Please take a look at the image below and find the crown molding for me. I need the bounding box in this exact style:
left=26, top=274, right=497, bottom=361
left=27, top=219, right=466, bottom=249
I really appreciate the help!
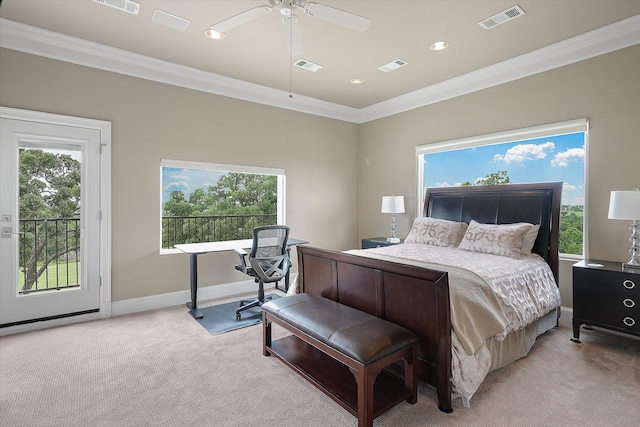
left=358, top=14, right=640, bottom=123
left=0, top=18, right=360, bottom=123
left=1, top=15, right=639, bottom=124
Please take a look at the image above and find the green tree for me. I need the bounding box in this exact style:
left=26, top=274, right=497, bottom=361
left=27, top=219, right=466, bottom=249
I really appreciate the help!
left=162, top=173, right=277, bottom=245
left=461, top=171, right=511, bottom=186
left=206, top=173, right=277, bottom=215
left=163, top=190, right=192, bottom=216
left=559, top=211, right=584, bottom=255
left=19, top=149, right=81, bottom=291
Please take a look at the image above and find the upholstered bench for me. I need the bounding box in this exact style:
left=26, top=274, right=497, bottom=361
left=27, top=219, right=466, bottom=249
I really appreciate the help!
left=262, top=293, right=418, bottom=427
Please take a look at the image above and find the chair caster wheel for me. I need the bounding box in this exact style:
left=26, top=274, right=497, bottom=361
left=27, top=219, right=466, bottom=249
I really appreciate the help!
left=236, top=313, right=241, bottom=320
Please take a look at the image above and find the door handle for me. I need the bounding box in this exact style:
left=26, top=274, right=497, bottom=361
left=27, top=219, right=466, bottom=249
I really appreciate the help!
left=1, top=227, right=24, bottom=238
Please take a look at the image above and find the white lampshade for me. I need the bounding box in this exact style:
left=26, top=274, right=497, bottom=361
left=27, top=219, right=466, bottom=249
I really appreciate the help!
left=608, top=190, right=640, bottom=220
left=381, top=196, right=405, bottom=214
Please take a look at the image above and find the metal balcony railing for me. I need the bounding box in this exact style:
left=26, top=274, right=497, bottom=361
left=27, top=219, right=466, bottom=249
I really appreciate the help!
left=14, top=214, right=277, bottom=293
left=162, top=214, right=277, bottom=248
left=17, top=218, right=81, bottom=294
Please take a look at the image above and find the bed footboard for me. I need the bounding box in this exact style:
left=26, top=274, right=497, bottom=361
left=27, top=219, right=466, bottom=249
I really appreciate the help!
left=297, top=245, right=453, bottom=413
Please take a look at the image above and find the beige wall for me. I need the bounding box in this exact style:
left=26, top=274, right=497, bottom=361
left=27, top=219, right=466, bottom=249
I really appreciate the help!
left=1, top=44, right=639, bottom=308
left=0, top=48, right=359, bottom=302
left=358, top=45, right=640, bottom=307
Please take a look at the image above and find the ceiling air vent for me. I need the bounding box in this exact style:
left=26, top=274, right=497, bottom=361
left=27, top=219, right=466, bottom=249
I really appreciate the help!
left=378, top=59, right=408, bottom=73
left=478, top=5, right=525, bottom=30
left=92, top=0, right=140, bottom=15
left=294, top=59, right=323, bottom=72
left=152, top=10, right=190, bottom=31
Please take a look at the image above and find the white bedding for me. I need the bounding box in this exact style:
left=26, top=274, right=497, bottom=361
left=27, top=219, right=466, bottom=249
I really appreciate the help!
left=347, top=243, right=562, bottom=404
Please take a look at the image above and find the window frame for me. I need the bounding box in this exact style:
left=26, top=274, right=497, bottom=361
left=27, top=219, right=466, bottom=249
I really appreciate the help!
left=415, top=118, right=588, bottom=259
left=160, top=159, right=286, bottom=254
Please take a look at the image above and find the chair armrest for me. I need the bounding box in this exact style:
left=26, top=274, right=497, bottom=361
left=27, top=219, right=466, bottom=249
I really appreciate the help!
left=234, top=248, right=249, bottom=268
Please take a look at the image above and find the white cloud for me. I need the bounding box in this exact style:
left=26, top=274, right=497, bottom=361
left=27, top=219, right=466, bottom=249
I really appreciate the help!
left=474, top=177, right=488, bottom=185
left=170, top=174, right=190, bottom=181
left=166, top=181, right=189, bottom=191
left=551, top=147, right=584, bottom=167
left=493, top=142, right=555, bottom=164
left=563, top=183, right=577, bottom=191
left=436, top=182, right=466, bottom=187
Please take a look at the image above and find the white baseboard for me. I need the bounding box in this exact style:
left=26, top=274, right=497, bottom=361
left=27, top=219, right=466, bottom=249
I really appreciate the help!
left=110, top=279, right=272, bottom=317
left=0, top=279, right=271, bottom=336
left=0, top=312, right=102, bottom=336
left=560, top=306, right=572, bottom=325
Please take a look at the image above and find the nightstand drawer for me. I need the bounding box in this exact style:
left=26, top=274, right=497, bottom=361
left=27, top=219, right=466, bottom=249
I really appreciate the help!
left=573, top=281, right=639, bottom=309
left=575, top=303, right=640, bottom=333
left=573, top=268, right=638, bottom=294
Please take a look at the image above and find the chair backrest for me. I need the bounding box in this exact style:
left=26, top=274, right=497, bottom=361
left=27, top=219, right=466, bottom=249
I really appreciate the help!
left=249, top=225, right=290, bottom=284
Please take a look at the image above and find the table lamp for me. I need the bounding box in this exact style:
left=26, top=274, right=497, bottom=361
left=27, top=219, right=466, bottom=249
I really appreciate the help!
left=608, top=189, right=640, bottom=269
left=381, top=196, right=405, bottom=243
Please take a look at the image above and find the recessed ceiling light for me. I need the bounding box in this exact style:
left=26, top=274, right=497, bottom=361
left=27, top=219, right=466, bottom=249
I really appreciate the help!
left=430, top=41, right=449, bottom=51
left=350, top=78, right=365, bottom=84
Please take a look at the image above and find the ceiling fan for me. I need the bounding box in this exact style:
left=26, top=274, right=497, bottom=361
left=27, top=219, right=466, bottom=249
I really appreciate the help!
left=205, top=0, right=371, bottom=57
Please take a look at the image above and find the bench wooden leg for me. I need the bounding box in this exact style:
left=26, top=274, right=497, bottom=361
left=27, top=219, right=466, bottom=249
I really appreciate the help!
left=405, top=345, right=418, bottom=404
left=263, top=312, right=272, bottom=357
left=352, top=366, right=375, bottom=427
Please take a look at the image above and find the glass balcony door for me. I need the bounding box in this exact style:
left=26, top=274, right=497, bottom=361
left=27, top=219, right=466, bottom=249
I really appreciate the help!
left=0, top=118, right=101, bottom=327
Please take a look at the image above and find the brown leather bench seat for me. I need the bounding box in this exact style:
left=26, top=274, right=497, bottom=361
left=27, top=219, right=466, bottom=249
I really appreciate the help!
left=262, top=293, right=419, bottom=427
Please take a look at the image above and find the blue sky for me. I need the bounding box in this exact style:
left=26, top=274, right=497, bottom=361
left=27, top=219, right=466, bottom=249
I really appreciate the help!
left=162, top=167, right=225, bottom=206
left=423, top=132, right=585, bottom=205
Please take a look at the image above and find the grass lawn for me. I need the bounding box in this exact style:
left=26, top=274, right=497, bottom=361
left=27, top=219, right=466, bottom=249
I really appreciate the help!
left=18, top=259, right=80, bottom=292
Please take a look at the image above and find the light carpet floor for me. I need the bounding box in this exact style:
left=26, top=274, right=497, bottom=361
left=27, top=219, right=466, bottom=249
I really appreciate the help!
left=1, top=302, right=639, bottom=427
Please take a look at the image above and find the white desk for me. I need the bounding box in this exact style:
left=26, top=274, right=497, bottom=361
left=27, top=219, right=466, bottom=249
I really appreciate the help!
left=175, top=238, right=308, bottom=319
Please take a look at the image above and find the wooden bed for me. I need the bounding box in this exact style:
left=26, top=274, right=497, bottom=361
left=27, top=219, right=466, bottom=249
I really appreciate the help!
left=295, top=182, right=562, bottom=413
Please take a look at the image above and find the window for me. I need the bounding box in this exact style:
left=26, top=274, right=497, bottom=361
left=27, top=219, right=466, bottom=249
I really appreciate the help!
left=160, top=159, right=285, bottom=252
left=416, top=119, right=587, bottom=256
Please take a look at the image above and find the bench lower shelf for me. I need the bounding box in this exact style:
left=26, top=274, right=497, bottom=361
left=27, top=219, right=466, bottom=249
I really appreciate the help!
left=267, top=334, right=413, bottom=418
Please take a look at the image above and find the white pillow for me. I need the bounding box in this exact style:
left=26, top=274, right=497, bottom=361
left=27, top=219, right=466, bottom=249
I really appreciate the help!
left=404, top=217, right=468, bottom=248
left=457, top=220, right=533, bottom=259
left=520, top=224, right=540, bottom=255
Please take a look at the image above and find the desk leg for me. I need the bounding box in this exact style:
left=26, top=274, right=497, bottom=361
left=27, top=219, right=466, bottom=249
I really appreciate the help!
left=186, top=253, right=204, bottom=319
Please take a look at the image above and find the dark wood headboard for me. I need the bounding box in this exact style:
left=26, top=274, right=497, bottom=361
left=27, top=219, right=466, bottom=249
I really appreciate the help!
left=423, top=182, right=562, bottom=283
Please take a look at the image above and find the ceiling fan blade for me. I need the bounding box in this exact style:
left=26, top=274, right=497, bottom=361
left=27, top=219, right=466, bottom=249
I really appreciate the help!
left=303, top=2, right=371, bottom=33
left=283, top=15, right=304, bottom=56
left=208, top=6, right=272, bottom=34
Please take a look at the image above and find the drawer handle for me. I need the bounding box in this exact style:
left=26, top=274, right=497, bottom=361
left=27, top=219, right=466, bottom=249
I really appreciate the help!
left=623, top=279, right=636, bottom=289
left=623, top=317, right=636, bottom=327
left=623, top=298, right=635, bottom=308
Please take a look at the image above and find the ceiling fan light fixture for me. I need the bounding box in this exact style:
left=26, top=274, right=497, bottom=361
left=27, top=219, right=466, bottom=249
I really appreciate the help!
left=430, top=41, right=449, bottom=51
left=205, top=28, right=225, bottom=40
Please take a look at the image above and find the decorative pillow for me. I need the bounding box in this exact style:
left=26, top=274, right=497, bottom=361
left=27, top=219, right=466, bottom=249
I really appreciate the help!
left=520, top=224, right=540, bottom=255
left=457, top=220, right=533, bottom=259
left=404, top=217, right=468, bottom=247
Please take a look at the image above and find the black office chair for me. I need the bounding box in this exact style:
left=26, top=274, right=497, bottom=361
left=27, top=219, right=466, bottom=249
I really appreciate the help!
left=234, top=225, right=290, bottom=320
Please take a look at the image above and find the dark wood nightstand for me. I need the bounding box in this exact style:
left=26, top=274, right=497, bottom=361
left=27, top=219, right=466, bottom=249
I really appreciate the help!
left=571, top=259, right=640, bottom=343
left=361, top=237, right=404, bottom=249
